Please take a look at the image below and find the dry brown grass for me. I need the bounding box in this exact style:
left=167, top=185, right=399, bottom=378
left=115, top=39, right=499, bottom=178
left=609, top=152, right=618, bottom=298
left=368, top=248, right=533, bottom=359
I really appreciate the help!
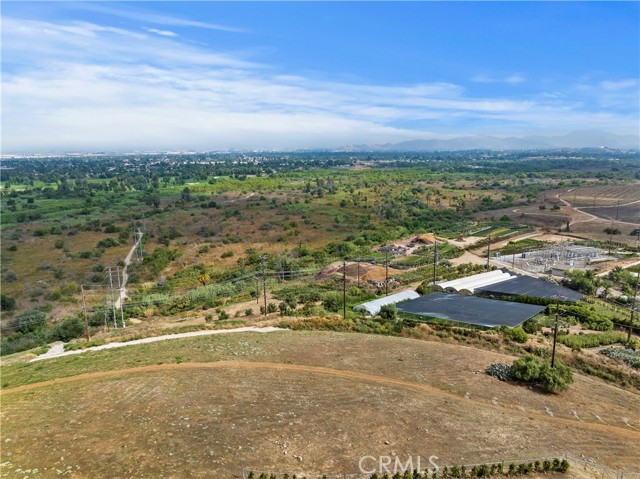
left=1, top=331, right=638, bottom=478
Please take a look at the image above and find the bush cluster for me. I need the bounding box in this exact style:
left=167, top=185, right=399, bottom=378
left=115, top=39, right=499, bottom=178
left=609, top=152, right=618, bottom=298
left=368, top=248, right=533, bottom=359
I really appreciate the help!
left=599, top=347, right=640, bottom=370
left=487, top=355, right=573, bottom=393
left=247, top=458, right=570, bottom=479
left=485, top=363, right=513, bottom=381
left=511, top=355, right=573, bottom=393
left=557, top=331, right=627, bottom=351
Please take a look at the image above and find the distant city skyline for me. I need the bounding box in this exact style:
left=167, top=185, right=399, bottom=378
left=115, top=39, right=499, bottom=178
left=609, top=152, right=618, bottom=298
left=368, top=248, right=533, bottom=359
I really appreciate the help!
left=2, top=1, right=639, bottom=153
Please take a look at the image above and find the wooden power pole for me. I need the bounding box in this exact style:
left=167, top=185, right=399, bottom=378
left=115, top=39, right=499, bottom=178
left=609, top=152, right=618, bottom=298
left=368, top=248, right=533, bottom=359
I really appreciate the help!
left=80, top=284, right=90, bottom=341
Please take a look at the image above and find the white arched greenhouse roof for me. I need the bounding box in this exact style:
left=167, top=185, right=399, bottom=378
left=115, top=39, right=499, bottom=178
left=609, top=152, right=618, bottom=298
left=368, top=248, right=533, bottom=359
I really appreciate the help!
left=353, top=290, right=420, bottom=316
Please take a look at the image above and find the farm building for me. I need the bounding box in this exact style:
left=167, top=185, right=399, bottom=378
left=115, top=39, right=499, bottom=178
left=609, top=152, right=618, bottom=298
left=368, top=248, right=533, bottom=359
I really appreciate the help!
left=396, top=292, right=545, bottom=328
left=475, top=275, right=584, bottom=302
left=434, top=270, right=583, bottom=302
left=433, top=270, right=516, bottom=295
left=353, top=290, right=420, bottom=316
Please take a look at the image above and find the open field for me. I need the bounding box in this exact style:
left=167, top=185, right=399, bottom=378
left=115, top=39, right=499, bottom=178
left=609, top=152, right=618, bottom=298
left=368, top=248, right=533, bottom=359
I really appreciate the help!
left=559, top=185, right=640, bottom=209
left=558, top=185, right=640, bottom=225
left=2, top=331, right=639, bottom=477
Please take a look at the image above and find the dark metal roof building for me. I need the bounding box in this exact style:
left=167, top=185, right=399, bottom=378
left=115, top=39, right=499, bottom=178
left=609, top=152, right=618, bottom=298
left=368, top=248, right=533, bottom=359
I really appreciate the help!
left=475, top=275, right=583, bottom=302
left=396, top=292, right=545, bottom=328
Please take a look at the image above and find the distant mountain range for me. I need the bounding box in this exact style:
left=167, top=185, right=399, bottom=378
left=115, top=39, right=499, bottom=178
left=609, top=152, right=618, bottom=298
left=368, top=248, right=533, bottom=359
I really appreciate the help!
left=336, top=130, right=639, bottom=151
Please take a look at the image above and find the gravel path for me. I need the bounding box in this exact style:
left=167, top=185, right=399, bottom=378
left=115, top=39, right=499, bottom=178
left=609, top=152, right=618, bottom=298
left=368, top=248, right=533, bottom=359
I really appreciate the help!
left=30, top=326, right=287, bottom=362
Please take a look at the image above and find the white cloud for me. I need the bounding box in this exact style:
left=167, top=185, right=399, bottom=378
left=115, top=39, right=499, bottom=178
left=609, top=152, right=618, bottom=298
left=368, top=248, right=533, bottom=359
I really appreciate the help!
left=1, top=15, right=637, bottom=152
left=145, top=28, right=178, bottom=38
left=601, top=79, right=638, bottom=91
left=77, top=3, right=248, bottom=33
left=471, top=74, right=526, bottom=84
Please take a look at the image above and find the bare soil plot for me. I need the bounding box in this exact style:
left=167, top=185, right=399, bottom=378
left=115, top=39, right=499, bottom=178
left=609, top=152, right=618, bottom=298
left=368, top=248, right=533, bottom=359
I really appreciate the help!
left=559, top=185, right=640, bottom=209
left=1, top=331, right=639, bottom=478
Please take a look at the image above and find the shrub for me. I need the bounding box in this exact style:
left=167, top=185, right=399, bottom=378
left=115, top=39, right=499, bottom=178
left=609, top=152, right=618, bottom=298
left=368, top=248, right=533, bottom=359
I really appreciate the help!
left=511, top=354, right=541, bottom=382
left=96, top=237, right=120, bottom=249
left=0, top=335, right=42, bottom=356
left=221, top=250, right=234, bottom=258
left=558, top=331, right=626, bottom=350
left=485, top=363, right=513, bottom=381
left=511, top=354, right=573, bottom=392
left=15, top=310, right=47, bottom=333
left=522, top=318, right=541, bottom=334
left=599, top=347, right=640, bottom=369
left=0, top=294, right=16, bottom=311
left=504, top=327, right=529, bottom=343
left=48, top=317, right=85, bottom=342
left=378, top=304, right=398, bottom=321
left=218, top=310, right=229, bottom=320
left=322, top=292, right=342, bottom=312
left=245, top=308, right=254, bottom=317
left=3, top=271, right=18, bottom=283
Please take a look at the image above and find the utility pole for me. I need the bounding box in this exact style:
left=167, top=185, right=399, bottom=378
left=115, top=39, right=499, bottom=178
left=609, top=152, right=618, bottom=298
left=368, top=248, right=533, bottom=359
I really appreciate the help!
left=255, top=276, right=259, bottom=304
left=486, top=235, right=491, bottom=270
left=616, top=200, right=620, bottom=220
left=107, top=267, right=118, bottom=329
left=103, top=295, right=109, bottom=331
left=551, top=295, right=564, bottom=368
left=357, top=260, right=360, bottom=289
left=433, top=238, right=439, bottom=285
left=608, top=220, right=614, bottom=255
left=116, top=266, right=126, bottom=328
left=261, top=256, right=267, bottom=316
left=343, top=259, right=347, bottom=320
left=385, top=250, right=389, bottom=295
left=628, top=275, right=639, bottom=343
left=80, top=284, right=90, bottom=341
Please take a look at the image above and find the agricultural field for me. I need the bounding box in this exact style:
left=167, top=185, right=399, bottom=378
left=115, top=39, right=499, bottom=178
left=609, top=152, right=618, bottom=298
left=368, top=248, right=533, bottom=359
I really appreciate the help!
left=2, top=331, right=639, bottom=478
left=559, top=185, right=640, bottom=209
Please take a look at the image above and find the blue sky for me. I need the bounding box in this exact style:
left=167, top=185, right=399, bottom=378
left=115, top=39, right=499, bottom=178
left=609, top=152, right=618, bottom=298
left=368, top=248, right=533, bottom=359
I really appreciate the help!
left=2, top=1, right=639, bottom=152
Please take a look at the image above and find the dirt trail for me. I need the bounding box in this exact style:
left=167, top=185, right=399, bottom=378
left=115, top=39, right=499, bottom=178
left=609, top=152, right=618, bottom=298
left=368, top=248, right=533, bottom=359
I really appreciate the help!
left=114, top=233, right=142, bottom=309
left=3, top=360, right=639, bottom=440
left=30, top=326, right=285, bottom=362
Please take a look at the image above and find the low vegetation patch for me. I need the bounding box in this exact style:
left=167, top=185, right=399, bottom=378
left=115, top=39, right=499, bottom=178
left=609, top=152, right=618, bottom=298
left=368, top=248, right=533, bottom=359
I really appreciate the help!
left=487, top=355, right=573, bottom=393
left=247, top=457, right=570, bottom=478
left=64, top=339, right=106, bottom=351
left=557, top=331, right=627, bottom=350
left=599, top=346, right=640, bottom=370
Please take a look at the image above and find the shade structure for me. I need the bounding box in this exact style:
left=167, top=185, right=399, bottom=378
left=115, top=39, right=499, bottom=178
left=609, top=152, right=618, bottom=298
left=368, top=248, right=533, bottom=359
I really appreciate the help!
left=353, top=290, right=420, bottom=316
left=475, top=275, right=584, bottom=302
left=396, top=292, right=545, bottom=328
left=434, top=270, right=516, bottom=294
